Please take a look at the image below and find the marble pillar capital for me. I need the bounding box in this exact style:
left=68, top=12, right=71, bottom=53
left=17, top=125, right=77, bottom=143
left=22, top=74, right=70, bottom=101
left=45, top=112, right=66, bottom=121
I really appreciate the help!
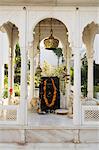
left=87, top=52, right=94, bottom=60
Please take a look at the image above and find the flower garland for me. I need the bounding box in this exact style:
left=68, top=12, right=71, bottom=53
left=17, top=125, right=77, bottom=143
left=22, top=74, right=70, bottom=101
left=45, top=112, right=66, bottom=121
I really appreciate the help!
left=43, top=78, right=57, bottom=107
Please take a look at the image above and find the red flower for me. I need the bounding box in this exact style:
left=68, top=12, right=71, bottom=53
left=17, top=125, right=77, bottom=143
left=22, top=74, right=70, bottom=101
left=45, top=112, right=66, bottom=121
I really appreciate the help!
left=9, top=88, right=13, bottom=95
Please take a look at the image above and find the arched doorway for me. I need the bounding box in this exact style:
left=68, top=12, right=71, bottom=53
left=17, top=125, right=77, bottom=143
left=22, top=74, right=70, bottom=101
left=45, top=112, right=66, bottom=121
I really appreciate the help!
left=82, top=22, right=99, bottom=100
left=0, top=21, right=20, bottom=123
left=28, top=18, right=73, bottom=126
left=81, top=22, right=99, bottom=125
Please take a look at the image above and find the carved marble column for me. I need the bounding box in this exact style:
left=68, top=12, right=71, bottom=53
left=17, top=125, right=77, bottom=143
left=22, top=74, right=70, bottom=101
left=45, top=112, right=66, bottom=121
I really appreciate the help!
left=87, top=56, right=93, bottom=99
left=18, top=7, right=28, bottom=125
left=73, top=47, right=81, bottom=125
left=73, top=8, right=82, bottom=125
left=19, top=46, right=28, bottom=125
left=29, top=48, right=35, bottom=104
left=66, top=47, right=71, bottom=109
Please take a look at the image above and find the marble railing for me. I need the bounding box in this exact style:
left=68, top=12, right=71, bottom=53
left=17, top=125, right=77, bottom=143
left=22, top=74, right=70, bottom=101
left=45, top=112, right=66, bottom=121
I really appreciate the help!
left=0, top=105, right=19, bottom=124
left=82, top=104, right=99, bottom=125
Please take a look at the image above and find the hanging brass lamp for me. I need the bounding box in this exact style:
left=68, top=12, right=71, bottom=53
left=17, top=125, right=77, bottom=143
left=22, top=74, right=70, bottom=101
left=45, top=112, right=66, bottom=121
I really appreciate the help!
left=44, top=18, right=59, bottom=50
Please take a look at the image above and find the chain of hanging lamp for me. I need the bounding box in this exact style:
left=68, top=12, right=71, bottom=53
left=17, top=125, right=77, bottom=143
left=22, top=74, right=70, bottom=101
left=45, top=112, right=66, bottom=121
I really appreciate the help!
left=38, top=22, right=41, bottom=65
left=50, top=18, right=53, bottom=36
left=65, top=30, right=70, bottom=83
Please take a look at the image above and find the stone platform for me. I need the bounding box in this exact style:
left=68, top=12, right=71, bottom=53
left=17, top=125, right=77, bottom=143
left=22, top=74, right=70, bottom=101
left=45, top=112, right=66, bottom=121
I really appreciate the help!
left=0, top=143, right=99, bottom=150
left=0, top=112, right=99, bottom=144
left=0, top=126, right=99, bottom=144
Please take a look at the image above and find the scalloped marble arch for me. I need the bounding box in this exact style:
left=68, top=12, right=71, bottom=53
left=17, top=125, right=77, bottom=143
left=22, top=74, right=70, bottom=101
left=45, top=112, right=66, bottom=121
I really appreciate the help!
left=32, top=17, right=71, bottom=55
left=82, top=21, right=99, bottom=58
left=35, top=18, right=68, bottom=40
left=0, top=21, right=19, bottom=48
left=29, top=15, right=73, bottom=49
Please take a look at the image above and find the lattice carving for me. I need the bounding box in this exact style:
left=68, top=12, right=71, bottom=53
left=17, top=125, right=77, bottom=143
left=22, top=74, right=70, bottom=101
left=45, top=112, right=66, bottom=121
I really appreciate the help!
left=0, top=109, right=17, bottom=121
left=6, top=110, right=17, bottom=121
left=82, top=105, right=99, bottom=125
left=85, top=110, right=99, bottom=121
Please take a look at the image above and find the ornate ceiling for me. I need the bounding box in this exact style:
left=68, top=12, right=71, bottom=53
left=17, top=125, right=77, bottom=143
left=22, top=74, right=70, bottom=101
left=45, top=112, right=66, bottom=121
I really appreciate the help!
left=0, top=0, right=98, bottom=6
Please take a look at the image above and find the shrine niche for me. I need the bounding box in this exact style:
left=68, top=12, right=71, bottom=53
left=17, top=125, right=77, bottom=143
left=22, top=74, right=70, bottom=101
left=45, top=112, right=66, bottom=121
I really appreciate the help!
left=39, top=77, right=60, bottom=112
left=32, top=18, right=71, bottom=113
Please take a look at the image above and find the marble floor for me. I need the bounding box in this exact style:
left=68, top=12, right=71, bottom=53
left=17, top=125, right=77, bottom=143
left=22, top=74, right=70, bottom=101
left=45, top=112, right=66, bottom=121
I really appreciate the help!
left=28, top=111, right=73, bottom=128
left=0, top=143, right=98, bottom=150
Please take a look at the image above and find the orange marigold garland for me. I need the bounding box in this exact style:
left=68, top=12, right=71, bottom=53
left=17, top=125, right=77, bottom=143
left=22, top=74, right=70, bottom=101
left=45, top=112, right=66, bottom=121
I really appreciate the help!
left=43, top=78, right=57, bottom=107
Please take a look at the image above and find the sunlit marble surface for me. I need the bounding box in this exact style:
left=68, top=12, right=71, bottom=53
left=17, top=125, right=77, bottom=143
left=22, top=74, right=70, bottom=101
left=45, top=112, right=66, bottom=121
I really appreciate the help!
left=0, top=143, right=98, bottom=150
left=28, top=112, right=73, bottom=128
left=26, top=129, right=74, bottom=143
left=0, top=112, right=98, bottom=143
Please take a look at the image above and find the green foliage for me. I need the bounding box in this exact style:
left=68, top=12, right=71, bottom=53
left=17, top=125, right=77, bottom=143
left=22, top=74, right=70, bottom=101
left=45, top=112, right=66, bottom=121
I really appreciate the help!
left=81, top=54, right=99, bottom=97
left=3, top=43, right=21, bottom=98
left=94, top=86, right=99, bottom=97
left=42, top=60, right=52, bottom=76
left=81, top=54, right=88, bottom=97
left=34, top=61, right=66, bottom=88
left=3, top=75, right=8, bottom=98
left=3, top=67, right=8, bottom=98
left=14, top=44, right=21, bottom=95
left=81, top=81, right=87, bottom=97
left=34, top=64, right=43, bottom=87
left=14, top=83, right=20, bottom=96
left=14, top=43, right=21, bottom=84
left=70, top=67, right=74, bottom=85
left=52, top=48, right=63, bottom=57
left=94, top=86, right=99, bottom=92
left=3, top=76, right=20, bottom=98
left=4, top=75, right=8, bottom=85
left=52, top=48, right=63, bottom=66
left=42, top=61, right=65, bottom=77
left=4, top=64, right=8, bottom=76
left=34, top=75, right=42, bottom=88
left=52, top=65, right=65, bottom=77
left=3, top=88, right=8, bottom=99
left=94, top=61, right=99, bottom=85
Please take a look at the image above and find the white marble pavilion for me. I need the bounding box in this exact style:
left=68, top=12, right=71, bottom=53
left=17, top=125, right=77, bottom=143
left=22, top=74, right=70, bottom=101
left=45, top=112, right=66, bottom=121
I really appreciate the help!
left=0, top=0, right=99, bottom=144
